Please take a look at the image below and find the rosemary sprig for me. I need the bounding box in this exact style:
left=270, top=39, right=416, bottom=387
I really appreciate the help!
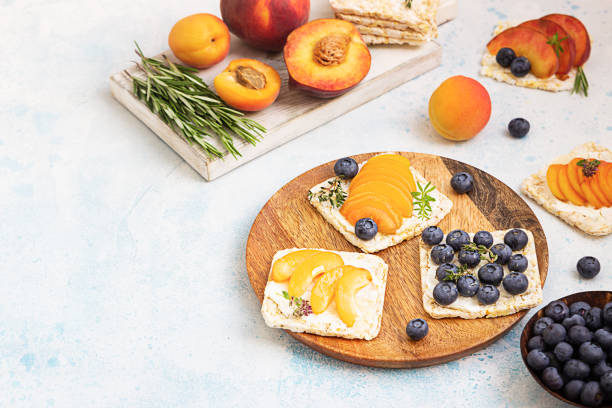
left=411, top=181, right=436, bottom=220
left=282, top=291, right=312, bottom=318
left=577, top=158, right=600, bottom=177
left=308, top=178, right=347, bottom=208
left=443, top=264, right=469, bottom=282
left=127, top=42, right=266, bottom=159
left=462, top=242, right=498, bottom=263
left=546, top=33, right=568, bottom=59
left=572, top=66, right=589, bottom=97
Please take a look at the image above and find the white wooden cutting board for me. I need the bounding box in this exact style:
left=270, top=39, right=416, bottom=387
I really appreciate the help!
left=109, top=0, right=457, bottom=181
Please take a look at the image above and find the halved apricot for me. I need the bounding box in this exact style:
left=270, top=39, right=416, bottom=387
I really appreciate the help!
left=214, top=58, right=281, bottom=111
left=558, top=165, right=586, bottom=206
left=310, top=266, right=344, bottom=314
left=335, top=266, right=371, bottom=327
left=546, top=164, right=566, bottom=201
left=340, top=193, right=401, bottom=234
left=271, top=249, right=319, bottom=282
left=567, top=158, right=586, bottom=200
left=350, top=181, right=413, bottom=217
left=581, top=180, right=603, bottom=209
left=287, top=251, right=344, bottom=298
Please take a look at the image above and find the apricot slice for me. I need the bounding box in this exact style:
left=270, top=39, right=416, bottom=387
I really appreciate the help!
left=581, top=180, right=602, bottom=209
left=558, top=165, right=587, bottom=206
left=287, top=251, right=344, bottom=298
left=349, top=173, right=413, bottom=202
left=284, top=19, right=371, bottom=98
left=351, top=166, right=416, bottom=193
left=598, top=163, right=612, bottom=204
left=542, top=14, right=591, bottom=66
left=214, top=58, right=281, bottom=111
left=487, top=27, right=559, bottom=78
left=271, top=249, right=319, bottom=282
left=310, top=266, right=344, bottom=314
left=546, top=164, right=566, bottom=201
left=350, top=181, right=413, bottom=217
left=518, top=19, right=576, bottom=79
left=590, top=178, right=610, bottom=207
left=359, top=161, right=416, bottom=192
left=340, top=193, right=402, bottom=234
left=365, top=154, right=411, bottom=169
left=567, top=158, right=587, bottom=200
left=335, top=266, right=371, bottom=327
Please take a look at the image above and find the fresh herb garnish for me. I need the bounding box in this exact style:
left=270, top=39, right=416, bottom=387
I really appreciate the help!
left=572, top=66, right=589, bottom=97
left=282, top=291, right=312, bottom=318
left=308, top=178, right=347, bottom=208
left=462, top=242, right=498, bottom=263
left=577, top=158, right=600, bottom=177
left=411, top=182, right=436, bottom=220
left=405, top=0, right=412, bottom=7
left=127, top=42, right=266, bottom=159
left=443, top=264, right=469, bottom=282
left=546, top=33, right=568, bottom=58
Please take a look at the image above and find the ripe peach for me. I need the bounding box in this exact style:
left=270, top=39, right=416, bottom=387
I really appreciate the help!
left=168, top=14, right=230, bottom=69
left=220, top=0, right=309, bottom=51
left=428, top=76, right=491, bottom=141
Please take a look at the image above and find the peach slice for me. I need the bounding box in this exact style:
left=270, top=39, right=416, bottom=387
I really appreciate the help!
left=335, top=266, right=371, bottom=327
left=349, top=172, right=413, bottom=200
left=359, top=161, right=416, bottom=192
left=546, top=164, right=567, bottom=201
left=487, top=27, right=559, bottom=78
left=365, top=154, right=411, bottom=170
left=340, top=193, right=402, bottom=234
left=590, top=178, right=610, bottom=207
left=519, top=19, right=576, bottom=79
left=567, top=158, right=587, bottom=200
left=271, top=250, right=319, bottom=282
left=542, top=14, right=591, bottom=66
left=350, top=181, right=413, bottom=217
left=310, top=266, right=344, bottom=314
left=351, top=166, right=416, bottom=193
left=598, top=163, right=612, bottom=204
left=558, top=165, right=587, bottom=206
left=287, top=251, right=344, bottom=298
left=581, top=180, right=603, bottom=209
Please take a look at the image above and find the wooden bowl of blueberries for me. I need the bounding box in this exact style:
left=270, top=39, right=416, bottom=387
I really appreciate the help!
left=521, top=291, right=612, bottom=407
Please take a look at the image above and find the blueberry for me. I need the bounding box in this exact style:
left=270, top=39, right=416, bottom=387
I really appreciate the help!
left=507, top=118, right=530, bottom=139
left=528, top=335, right=545, bottom=351
left=545, top=301, right=569, bottom=322
left=433, top=282, right=458, bottom=305
left=496, top=47, right=516, bottom=68
left=543, top=323, right=567, bottom=347
left=421, top=226, right=444, bottom=246
left=457, top=274, right=479, bottom=297
left=510, top=56, right=531, bottom=77
left=445, top=229, right=470, bottom=251
left=533, top=317, right=554, bottom=336
left=430, top=244, right=454, bottom=265
left=545, top=351, right=562, bottom=370
left=508, top=254, right=528, bottom=273
left=565, top=379, right=586, bottom=402
left=603, top=302, right=612, bottom=325
left=541, top=366, right=564, bottom=391
left=502, top=272, right=528, bottom=295
left=473, top=231, right=493, bottom=248
left=579, top=342, right=605, bottom=365
left=436, top=263, right=458, bottom=282
left=570, top=301, right=592, bottom=318
left=592, top=360, right=612, bottom=378
left=586, top=307, right=603, bottom=331
left=450, top=172, right=474, bottom=194
left=504, top=229, right=528, bottom=251
left=554, top=342, right=574, bottom=362
left=478, top=263, right=504, bottom=286
left=601, top=371, right=612, bottom=393
left=564, top=359, right=591, bottom=380
left=568, top=325, right=593, bottom=345
left=477, top=285, right=500, bottom=305
left=594, top=328, right=612, bottom=351
left=577, top=256, right=601, bottom=279
left=355, top=218, right=377, bottom=240
left=458, top=249, right=481, bottom=268
left=333, top=157, right=358, bottom=179
left=490, top=243, right=512, bottom=265
left=527, top=349, right=550, bottom=371
left=563, top=314, right=586, bottom=330
left=581, top=381, right=604, bottom=407
left=406, top=318, right=429, bottom=341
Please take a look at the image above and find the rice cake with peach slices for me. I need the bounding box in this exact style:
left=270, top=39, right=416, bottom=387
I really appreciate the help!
left=308, top=153, right=453, bottom=253
left=521, top=142, right=612, bottom=236
left=261, top=248, right=388, bottom=340
left=420, top=229, right=542, bottom=319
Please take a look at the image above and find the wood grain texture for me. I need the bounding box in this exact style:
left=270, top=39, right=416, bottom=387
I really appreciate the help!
left=109, top=0, right=456, bottom=181
left=246, top=152, right=549, bottom=368
left=520, top=291, right=612, bottom=408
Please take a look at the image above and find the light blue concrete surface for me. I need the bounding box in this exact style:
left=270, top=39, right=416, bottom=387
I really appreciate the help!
left=1, top=0, right=611, bottom=406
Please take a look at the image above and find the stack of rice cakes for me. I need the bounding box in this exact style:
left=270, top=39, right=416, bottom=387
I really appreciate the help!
left=330, top=0, right=440, bottom=45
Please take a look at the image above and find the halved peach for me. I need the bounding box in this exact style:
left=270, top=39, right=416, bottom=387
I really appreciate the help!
left=518, top=19, right=576, bottom=79
left=283, top=18, right=371, bottom=98
left=335, top=266, right=371, bottom=327
left=546, top=164, right=566, bottom=201
left=487, top=26, right=559, bottom=78
left=349, top=181, right=413, bottom=217
left=340, top=193, right=401, bottom=234
left=349, top=172, right=413, bottom=200
left=214, top=58, right=281, bottom=111
left=567, top=158, right=587, bottom=200
left=581, top=180, right=603, bottom=209
left=287, top=251, right=343, bottom=298
left=542, top=14, right=591, bottom=66
left=310, top=266, right=343, bottom=314
left=558, top=165, right=586, bottom=206
left=271, top=249, right=319, bottom=282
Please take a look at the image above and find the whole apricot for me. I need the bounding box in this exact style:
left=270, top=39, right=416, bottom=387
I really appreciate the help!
left=168, top=13, right=230, bottom=69
left=428, top=75, right=491, bottom=141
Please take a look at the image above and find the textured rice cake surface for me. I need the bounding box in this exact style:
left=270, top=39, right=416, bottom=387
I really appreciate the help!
left=353, top=23, right=432, bottom=40
left=309, top=160, right=453, bottom=253
left=261, top=249, right=388, bottom=340
left=360, top=34, right=426, bottom=45
left=336, top=12, right=423, bottom=30
left=420, top=229, right=543, bottom=319
left=521, top=142, right=612, bottom=236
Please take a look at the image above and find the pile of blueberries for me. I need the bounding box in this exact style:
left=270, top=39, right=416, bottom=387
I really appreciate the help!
left=496, top=47, right=531, bottom=78
left=526, top=300, right=612, bottom=406
left=423, top=226, right=532, bottom=306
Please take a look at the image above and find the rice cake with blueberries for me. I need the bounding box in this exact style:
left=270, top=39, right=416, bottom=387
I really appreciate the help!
left=419, top=229, right=543, bottom=319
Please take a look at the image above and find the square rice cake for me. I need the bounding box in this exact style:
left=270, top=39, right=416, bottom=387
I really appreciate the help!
left=261, top=248, right=388, bottom=340
left=420, top=229, right=543, bottom=319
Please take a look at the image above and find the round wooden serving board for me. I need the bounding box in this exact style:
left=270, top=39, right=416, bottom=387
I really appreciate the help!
left=246, top=152, right=549, bottom=368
